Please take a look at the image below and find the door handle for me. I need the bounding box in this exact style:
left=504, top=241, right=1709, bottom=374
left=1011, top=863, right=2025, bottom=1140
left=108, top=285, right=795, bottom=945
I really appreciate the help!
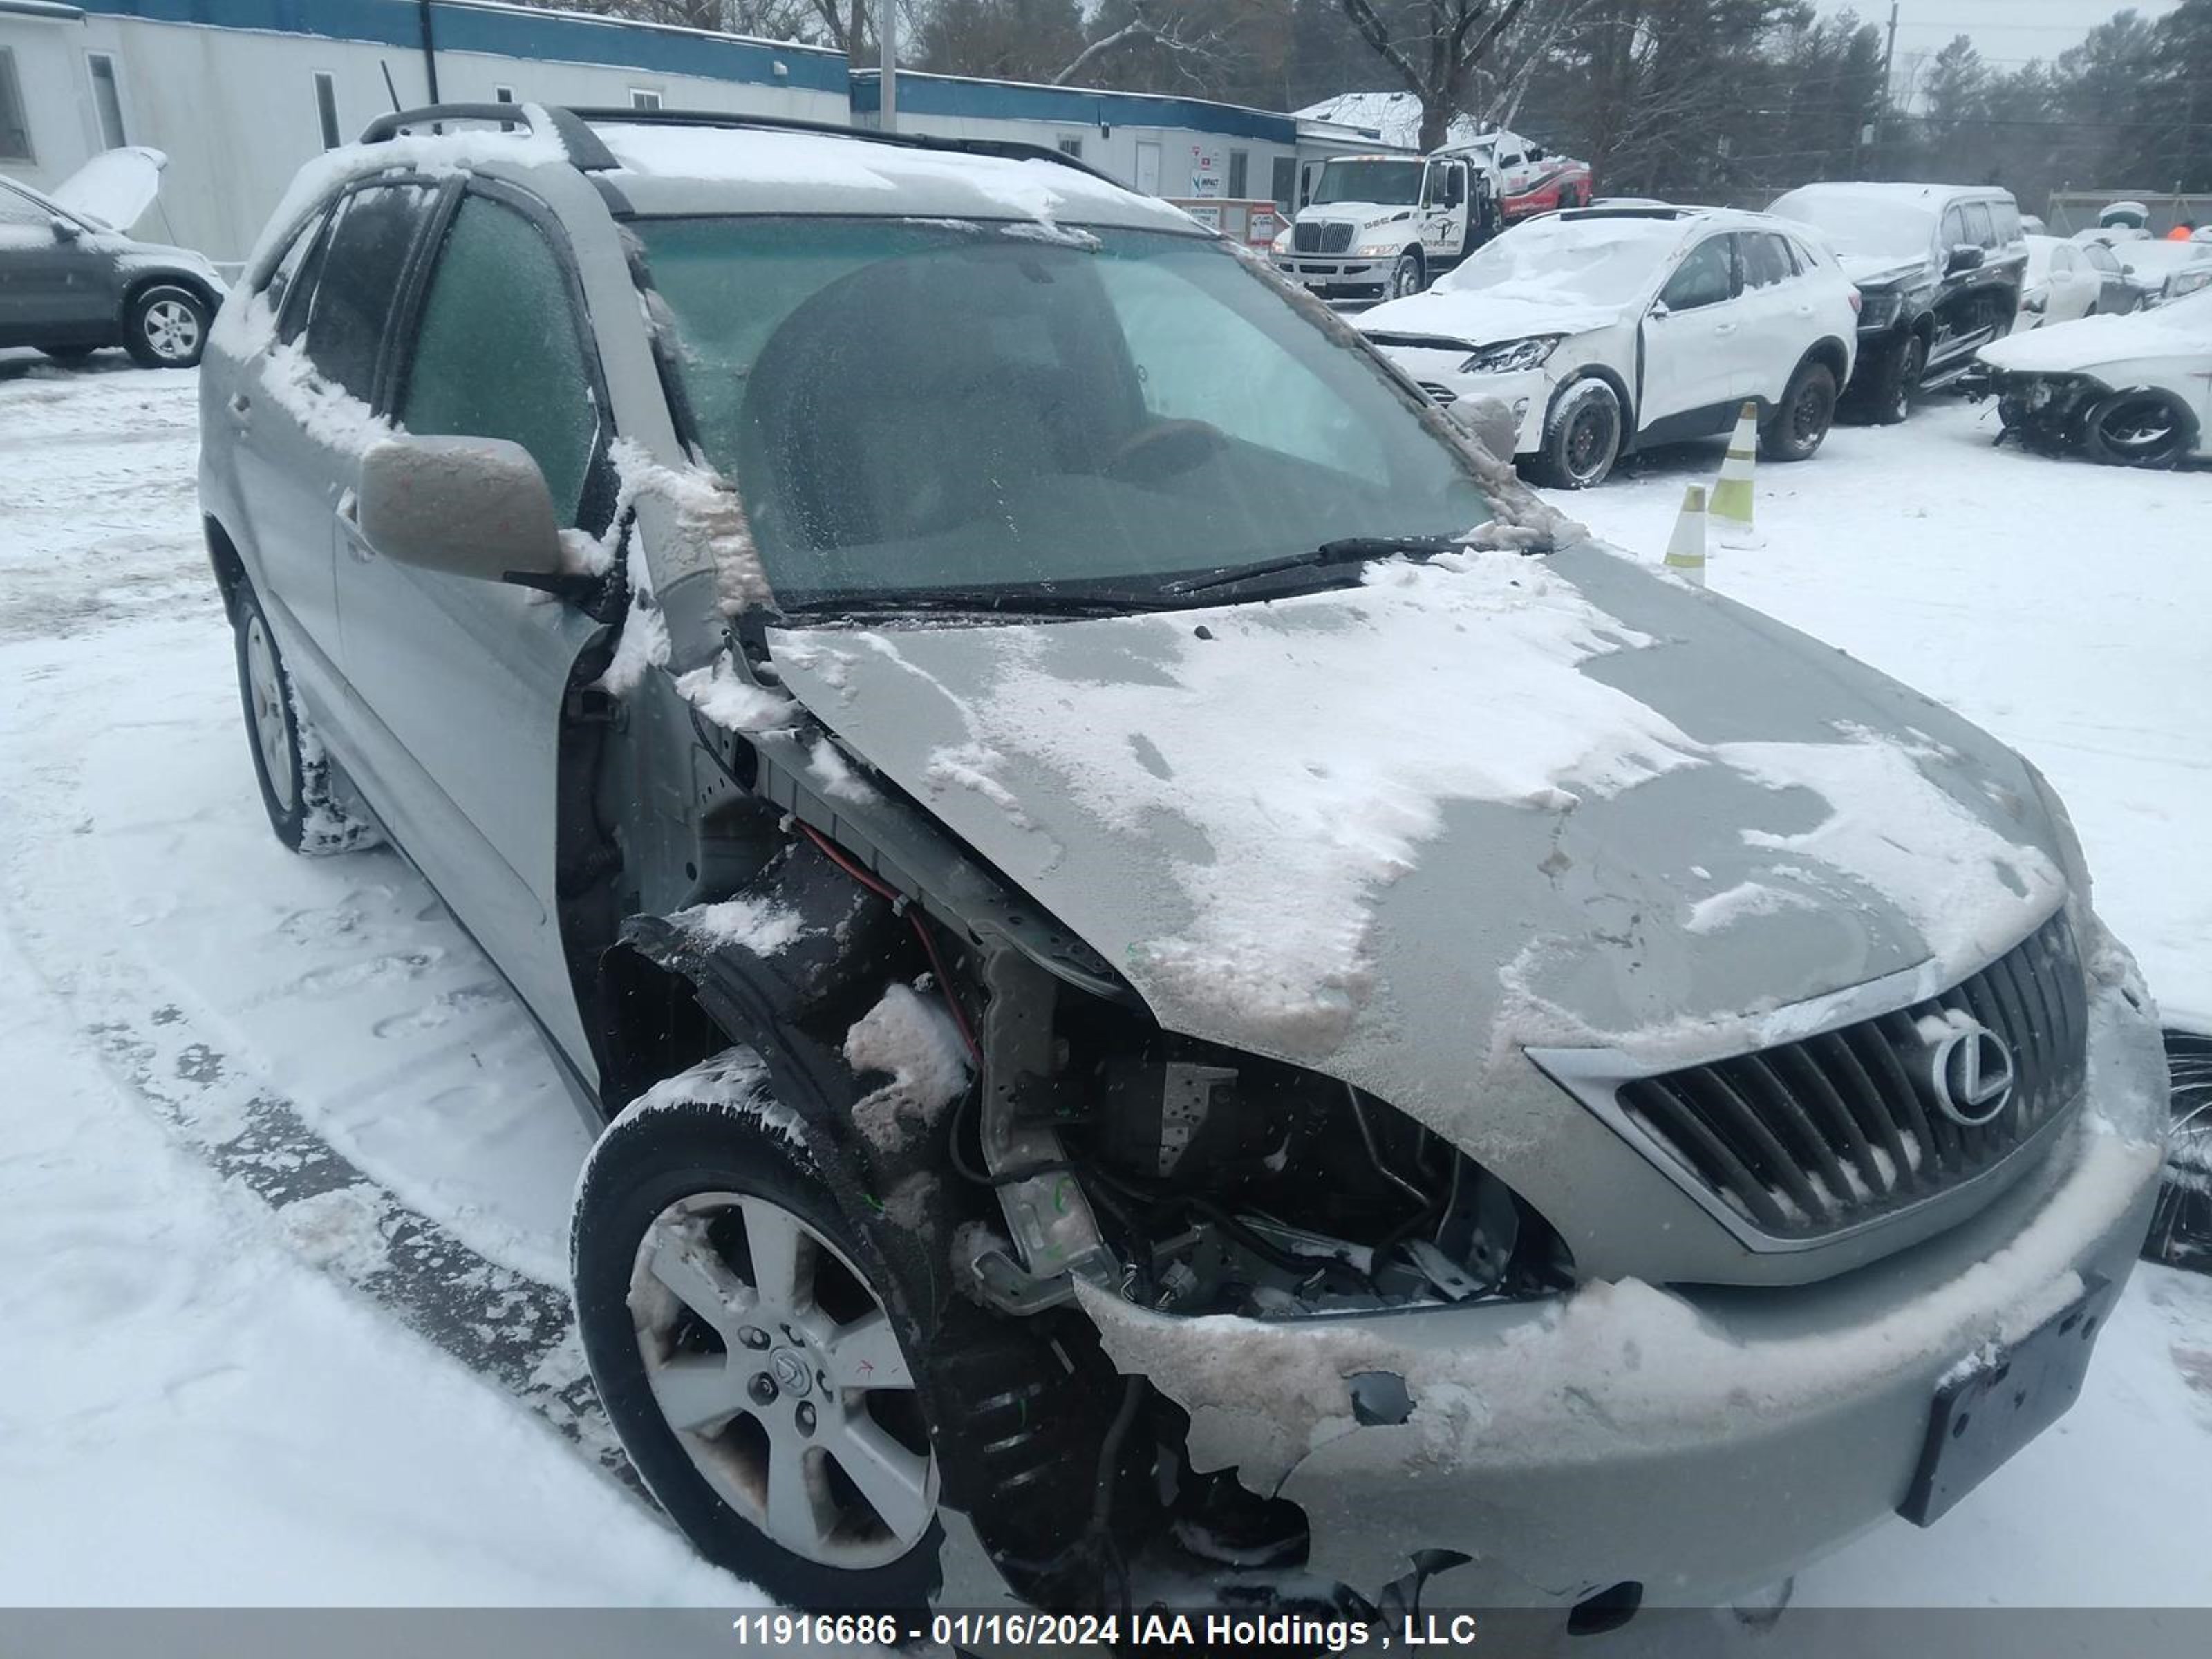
left=1713, top=321, right=1739, bottom=335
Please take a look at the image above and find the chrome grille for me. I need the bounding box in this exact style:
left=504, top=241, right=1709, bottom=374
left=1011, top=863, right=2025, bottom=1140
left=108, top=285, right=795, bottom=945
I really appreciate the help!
left=1615, top=912, right=2088, bottom=1238
left=1293, top=221, right=1353, bottom=254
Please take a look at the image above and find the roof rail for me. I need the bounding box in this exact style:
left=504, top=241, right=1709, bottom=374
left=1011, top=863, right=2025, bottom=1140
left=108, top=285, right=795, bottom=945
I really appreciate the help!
left=357, top=104, right=619, bottom=170
left=557, top=105, right=1124, bottom=189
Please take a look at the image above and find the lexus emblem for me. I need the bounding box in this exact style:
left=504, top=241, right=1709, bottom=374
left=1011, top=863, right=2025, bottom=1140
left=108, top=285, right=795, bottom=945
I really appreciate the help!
left=1918, top=1020, right=2017, bottom=1127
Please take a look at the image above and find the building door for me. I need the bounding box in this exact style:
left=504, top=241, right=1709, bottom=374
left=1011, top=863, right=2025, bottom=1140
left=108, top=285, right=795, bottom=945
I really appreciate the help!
left=1134, top=141, right=1161, bottom=196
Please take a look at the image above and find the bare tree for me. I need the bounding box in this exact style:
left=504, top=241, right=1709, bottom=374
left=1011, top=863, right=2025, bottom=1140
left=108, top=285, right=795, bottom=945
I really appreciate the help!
left=1334, top=0, right=1530, bottom=149
left=1050, top=3, right=1228, bottom=87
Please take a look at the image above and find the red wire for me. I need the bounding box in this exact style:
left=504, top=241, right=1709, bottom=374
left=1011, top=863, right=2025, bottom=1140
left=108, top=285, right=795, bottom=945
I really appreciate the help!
left=794, top=822, right=983, bottom=1062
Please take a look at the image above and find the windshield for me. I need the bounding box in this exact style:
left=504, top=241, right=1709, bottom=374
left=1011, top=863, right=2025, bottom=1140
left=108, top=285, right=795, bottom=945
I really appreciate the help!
left=637, top=218, right=1491, bottom=610
left=1311, top=160, right=1424, bottom=207
left=1768, top=190, right=1934, bottom=264
left=1436, top=216, right=1678, bottom=306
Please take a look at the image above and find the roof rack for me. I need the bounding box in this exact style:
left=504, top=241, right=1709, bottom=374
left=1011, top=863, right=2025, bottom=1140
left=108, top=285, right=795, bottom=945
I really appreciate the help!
left=357, top=102, right=1121, bottom=190
left=560, top=105, right=1123, bottom=188
left=357, top=103, right=619, bottom=169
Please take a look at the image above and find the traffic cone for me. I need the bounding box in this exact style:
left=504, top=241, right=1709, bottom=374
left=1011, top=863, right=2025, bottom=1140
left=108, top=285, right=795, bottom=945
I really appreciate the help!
left=1709, top=401, right=1763, bottom=549
left=1663, top=484, right=1708, bottom=586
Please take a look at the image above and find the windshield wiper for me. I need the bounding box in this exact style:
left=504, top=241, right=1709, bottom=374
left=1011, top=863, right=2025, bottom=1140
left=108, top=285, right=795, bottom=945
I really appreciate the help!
left=1162, top=535, right=1465, bottom=596
left=782, top=586, right=1185, bottom=619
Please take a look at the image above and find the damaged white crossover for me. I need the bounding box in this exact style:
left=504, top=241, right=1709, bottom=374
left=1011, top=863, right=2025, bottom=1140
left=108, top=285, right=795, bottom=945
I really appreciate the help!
left=198, top=102, right=2169, bottom=1626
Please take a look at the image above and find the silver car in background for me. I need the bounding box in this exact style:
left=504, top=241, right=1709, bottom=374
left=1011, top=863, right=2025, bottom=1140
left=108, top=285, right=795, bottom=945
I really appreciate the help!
left=197, top=104, right=2168, bottom=1627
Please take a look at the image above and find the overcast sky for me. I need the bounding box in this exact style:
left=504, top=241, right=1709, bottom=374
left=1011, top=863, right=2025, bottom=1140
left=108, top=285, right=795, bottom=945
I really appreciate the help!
left=1835, top=0, right=2182, bottom=74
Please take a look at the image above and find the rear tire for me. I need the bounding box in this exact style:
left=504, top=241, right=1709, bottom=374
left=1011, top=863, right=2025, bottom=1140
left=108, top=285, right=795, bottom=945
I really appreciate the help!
left=1759, top=361, right=1838, bottom=462
left=232, top=583, right=381, bottom=856
left=572, top=1058, right=946, bottom=1610
left=123, top=283, right=209, bottom=369
left=2081, top=388, right=2195, bottom=469
left=1531, top=377, right=1623, bottom=489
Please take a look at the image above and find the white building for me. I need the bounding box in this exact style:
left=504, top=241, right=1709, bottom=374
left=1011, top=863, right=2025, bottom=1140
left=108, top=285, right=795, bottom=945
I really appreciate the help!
left=0, top=0, right=847, bottom=262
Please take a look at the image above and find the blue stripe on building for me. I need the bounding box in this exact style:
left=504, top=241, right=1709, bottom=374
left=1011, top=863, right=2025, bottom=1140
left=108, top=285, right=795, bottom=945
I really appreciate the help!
left=67, top=0, right=850, bottom=93
left=850, top=70, right=1297, bottom=146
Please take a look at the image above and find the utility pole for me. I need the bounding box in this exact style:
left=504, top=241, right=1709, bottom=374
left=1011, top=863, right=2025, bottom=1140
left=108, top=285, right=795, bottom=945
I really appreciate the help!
left=1855, top=3, right=1900, bottom=180
left=879, top=0, right=898, bottom=133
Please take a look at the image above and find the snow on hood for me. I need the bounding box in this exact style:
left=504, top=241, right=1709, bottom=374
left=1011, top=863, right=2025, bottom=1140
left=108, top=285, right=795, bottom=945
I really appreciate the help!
left=766, top=543, right=2068, bottom=1150
left=49, top=146, right=165, bottom=232
left=1362, top=287, right=1620, bottom=348
left=1981, top=288, right=2212, bottom=375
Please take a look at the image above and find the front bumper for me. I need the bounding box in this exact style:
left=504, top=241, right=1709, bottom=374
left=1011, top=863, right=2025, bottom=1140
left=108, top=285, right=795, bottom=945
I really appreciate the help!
left=1082, top=970, right=2166, bottom=1609
left=1992, top=369, right=2108, bottom=453
left=1271, top=254, right=1390, bottom=299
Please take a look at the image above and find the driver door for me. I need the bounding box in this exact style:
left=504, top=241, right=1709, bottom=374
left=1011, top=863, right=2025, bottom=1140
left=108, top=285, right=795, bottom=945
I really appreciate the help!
left=332, top=186, right=612, bottom=1068
left=1640, top=233, right=1744, bottom=429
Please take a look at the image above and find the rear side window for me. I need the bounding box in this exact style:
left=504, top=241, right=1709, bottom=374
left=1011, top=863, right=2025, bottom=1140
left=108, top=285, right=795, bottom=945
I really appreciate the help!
left=1660, top=236, right=1736, bottom=310
left=1740, top=232, right=1794, bottom=289
left=1991, top=201, right=2022, bottom=244
left=396, top=195, right=599, bottom=525
left=300, top=184, right=433, bottom=400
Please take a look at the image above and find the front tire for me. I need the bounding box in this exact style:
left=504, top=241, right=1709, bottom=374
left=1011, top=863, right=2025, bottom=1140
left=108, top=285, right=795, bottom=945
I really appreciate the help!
left=1531, top=377, right=1623, bottom=489
left=124, top=284, right=210, bottom=369
left=1760, top=360, right=1838, bottom=461
left=2081, top=388, right=2196, bottom=469
left=1866, top=332, right=1924, bottom=426
left=232, top=584, right=380, bottom=855
left=572, top=1058, right=946, bottom=1610
left=1387, top=249, right=1425, bottom=300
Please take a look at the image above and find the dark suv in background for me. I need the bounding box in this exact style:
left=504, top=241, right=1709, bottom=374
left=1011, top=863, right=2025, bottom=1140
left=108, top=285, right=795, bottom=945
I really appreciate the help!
left=1770, top=182, right=2027, bottom=422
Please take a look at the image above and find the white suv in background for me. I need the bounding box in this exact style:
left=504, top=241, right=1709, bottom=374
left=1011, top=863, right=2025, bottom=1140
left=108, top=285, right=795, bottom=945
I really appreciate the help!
left=1358, top=206, right=1859, bottom=487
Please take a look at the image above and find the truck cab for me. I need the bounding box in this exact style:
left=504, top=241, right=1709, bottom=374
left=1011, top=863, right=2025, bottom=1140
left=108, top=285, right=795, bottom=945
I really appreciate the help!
left=1269, top=151, right=1499, bottom=302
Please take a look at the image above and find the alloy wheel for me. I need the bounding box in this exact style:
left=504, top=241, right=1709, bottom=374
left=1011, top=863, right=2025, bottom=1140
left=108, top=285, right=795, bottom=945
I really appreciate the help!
left=243, top=614, right=294, bottom=812
left=628, top=1191, right=937, bottom=1569
left=142, top=297, right=202, bottom=364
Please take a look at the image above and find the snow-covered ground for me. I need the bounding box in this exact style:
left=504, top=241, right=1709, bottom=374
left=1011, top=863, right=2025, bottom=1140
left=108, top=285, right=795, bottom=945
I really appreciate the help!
left=1, top=354, right=2206, bottom=1611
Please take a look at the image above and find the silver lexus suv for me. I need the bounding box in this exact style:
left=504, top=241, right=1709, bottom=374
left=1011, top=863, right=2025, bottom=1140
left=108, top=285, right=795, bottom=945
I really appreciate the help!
left=198, top=104, right=2168, bottom=1624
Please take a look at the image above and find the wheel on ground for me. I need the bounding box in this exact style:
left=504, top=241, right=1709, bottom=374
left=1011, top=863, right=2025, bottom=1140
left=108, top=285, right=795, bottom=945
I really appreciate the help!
left=232, top=583, right=381, bottom=855
left=1531, top=377, right=1624, bottom=489
left=572, top=1056, right=946, bottom=1609
left=39, top=344, right=98, bottom=364
left=1866, top=332, right=1924, bottom=425
left=1387, top=249, right=1425, bottom=300
left=2142, top=1030, right=2211, bottom=1273
left=2081, top=388, right=2195, bottom=469
left=1760, top=360, right=1838, bottom=461
left=124, top=283, right=210, bottom=369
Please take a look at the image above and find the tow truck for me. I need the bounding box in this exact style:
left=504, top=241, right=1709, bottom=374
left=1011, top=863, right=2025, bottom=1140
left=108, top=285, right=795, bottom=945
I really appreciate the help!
left=1268, top=149, right=1502, bottom=302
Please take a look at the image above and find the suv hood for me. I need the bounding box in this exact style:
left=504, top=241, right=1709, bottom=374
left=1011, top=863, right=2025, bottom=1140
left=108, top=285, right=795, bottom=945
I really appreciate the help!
left=1297, top=203, right=1414, bottom=235
left=1836, top=252, right=1929, bottom=290
left=1361, top=287, right=1621, bottom=347
left=48, top=145, right=167, bottom=232
left=766, top=544, right=2067, bottom=1153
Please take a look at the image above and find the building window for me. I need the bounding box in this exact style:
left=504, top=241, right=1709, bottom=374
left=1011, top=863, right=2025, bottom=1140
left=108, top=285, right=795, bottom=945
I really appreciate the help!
left=0, top=48, right=32, bottom=162
left=1056, top=135, right=1084, bottom=160
left=313, top=71, right=341, bottom=151
left=1227, top=149, right=1248, bottom=199
left=630, top=88, right=663, bottom=111
left=87, top=53, right=128, bottom=149
left=494, top=86, right=516, bottom=104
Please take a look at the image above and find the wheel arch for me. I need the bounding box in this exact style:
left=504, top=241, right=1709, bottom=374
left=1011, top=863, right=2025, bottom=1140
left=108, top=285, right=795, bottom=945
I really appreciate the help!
left=1801, top=335, right=1851, bottom=388
left=1554, top=360, right=1635, bottom=447
left=121, top=268, right=222, bottom=321
left=203, top=514, right=249, bottom=624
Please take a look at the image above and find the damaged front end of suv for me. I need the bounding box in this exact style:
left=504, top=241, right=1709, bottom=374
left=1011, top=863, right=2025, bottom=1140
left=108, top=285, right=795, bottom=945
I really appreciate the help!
left=552, top=145, right=2167, bottom=1629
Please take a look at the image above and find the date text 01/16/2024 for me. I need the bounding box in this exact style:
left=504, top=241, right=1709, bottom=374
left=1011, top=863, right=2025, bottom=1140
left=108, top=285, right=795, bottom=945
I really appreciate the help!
left=727, top=1612, right=1488, bottom=1651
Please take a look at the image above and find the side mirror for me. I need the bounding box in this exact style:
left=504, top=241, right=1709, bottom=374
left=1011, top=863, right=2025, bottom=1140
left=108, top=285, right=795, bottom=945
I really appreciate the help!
left=357, top=435, right=565, bottom=587
left=1945, top=243, right=1985, bottom=274
left=1649, top=298, right=1672, bottom=319
left=50, top=216, right=82, bottom=243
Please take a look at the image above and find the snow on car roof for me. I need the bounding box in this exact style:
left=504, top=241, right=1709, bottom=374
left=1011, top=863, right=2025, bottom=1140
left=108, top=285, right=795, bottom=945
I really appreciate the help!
left=593, top=122, right=1195, bottom=235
